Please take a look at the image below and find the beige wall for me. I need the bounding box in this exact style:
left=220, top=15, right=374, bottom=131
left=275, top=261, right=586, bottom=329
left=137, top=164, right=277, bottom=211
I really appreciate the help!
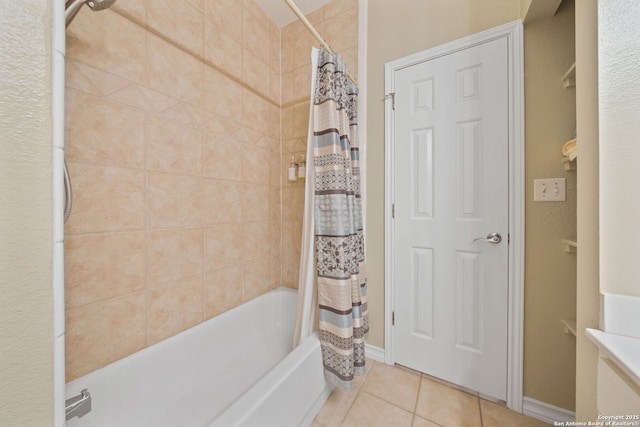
left=599, top=0, right=640, bottom=299
left=575, top=0, right=599, bottom=421
left=367, top=0, right=580, bottom=412
left=366, top=0, right=520, bottom=352
left=64, top=0, right=358, bottom=381
left=522, top=0, right=577, bottom=411
left=0, top=1, right=54, bottom=425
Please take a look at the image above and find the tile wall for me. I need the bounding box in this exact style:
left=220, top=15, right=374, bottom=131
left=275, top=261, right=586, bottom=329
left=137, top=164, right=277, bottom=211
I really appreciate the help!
left=64, top=0, right=358, bottom=381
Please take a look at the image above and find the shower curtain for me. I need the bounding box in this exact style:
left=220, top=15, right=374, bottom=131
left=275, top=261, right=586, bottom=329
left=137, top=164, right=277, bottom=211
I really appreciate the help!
left=295, top=47, right=368, bottom=391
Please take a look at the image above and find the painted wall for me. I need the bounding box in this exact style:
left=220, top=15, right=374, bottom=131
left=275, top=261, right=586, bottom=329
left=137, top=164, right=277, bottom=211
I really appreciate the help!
left=599, top=0, right=640, bottom=299
left=0, top=1, right=54, bottom=425
left=366, top=0, right=521, bottom=353
left=597, top=0, right=640, bottom=413
left=522, top=0, right=577, bottom=411
left=575, top=0, right=599, bottom=421
left=367, top=0, right=579, bottom=412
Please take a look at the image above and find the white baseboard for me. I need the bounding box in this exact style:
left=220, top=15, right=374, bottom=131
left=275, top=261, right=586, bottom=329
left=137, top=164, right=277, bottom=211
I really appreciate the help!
left=365, top=343, right=385, bottom=363
left=522, top=397, right=575, bottom=424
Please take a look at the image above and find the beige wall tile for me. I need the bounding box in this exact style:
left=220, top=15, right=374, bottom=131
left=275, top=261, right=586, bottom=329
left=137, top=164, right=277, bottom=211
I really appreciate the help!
left=242, top=88, right=271, bottom=133
left=66, top=89, right=146, bottom=168
left=66, top=9, right=146, bottom=85
left=148, top=34, right=203, bottom=107
left=243, top=183, right=271, bottom=222
left=204, top=0, right=242, bottom=43
left=204, top=31, right=242, bottom=80
left=244, top=257, right=272, bottom=301
left=186, top=0, right=204, bottom=13
left=147, top=116, right=203, bottom=175
left=324, top=0, right=358, bottom=19
left=293, top=101, right=310, bottom=138
left=148, top=228, right=203, bottom=285
left=66, top=60, right=126, bottom=96
left=205, top=265, right=244, bottom=318
left=65, top=162, right=146, bottom=234
left=293, top=65, right=312, bottom=104
left=243, top=48, right=271, bottom=98
left=112, top=0, right=147, bottom=23
left=205, top=224, right=243, bottom=270
left=65, top=61, right=100, bottom=96
left=148, top=276, right=204, bottom=344
left=269, top=221, right=282, bottom=257
left=324, top=7, right=359, bottom=53
left=148, top=0, right=204, bottom=56
left=281, top=219, right=302, bottom=287
left=66, top=292, right=146, bottom=381
left=139, top=86, right=181, bottom=113
left=148, top=172, right=203, bottom=228
left=107, top=84, right=157, bottom=112
left=270, top=185, right=281, bottom=221
left=242, top=145, right=271, bottom=184
left=294, top=31, right=317, bottom=70
left=282, top=186, right=305, bottom=222
left=243, top=0, right=271, bottom=26
left=203, top=66, right=243, bottom=120
left=204, top=179, right=243, bottom=225
left=270, top=254, right=282, bottom=288
left=243, top=221, right=271, bottom=261
left=242, top=11, right=270, bottom=65
left=281, top=37, right=294, bottom=74
left=65, top=232, right=146, bottom=308
left=204, top=133, right=243, bottom=181
left=270, top=152, right=282, bottom=187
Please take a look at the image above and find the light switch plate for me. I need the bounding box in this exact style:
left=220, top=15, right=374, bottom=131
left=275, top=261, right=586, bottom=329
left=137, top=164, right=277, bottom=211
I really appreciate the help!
left=534, top=178, right=566, bottom=202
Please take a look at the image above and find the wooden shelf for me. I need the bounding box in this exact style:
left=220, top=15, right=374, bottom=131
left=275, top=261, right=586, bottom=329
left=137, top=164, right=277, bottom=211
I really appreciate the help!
left=562, top=319, right=577, bottom=336
left=562, top=62, right=576, bottom=88
left=563, top=156, right=576, bottom=171
left=563, top=239, right=577, bottom=253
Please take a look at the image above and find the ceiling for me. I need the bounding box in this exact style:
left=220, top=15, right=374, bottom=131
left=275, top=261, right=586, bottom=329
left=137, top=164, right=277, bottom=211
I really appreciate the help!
left=252, top=0, right=333, bottom=27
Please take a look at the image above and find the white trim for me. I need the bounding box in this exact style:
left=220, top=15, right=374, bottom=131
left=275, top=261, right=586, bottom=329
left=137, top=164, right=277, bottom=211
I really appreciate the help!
left=522, top=397, right=576, bottom=424
left=52, top=1, right=66, bottom=426
left=383, top=20, right=525, bottom=411
left=365, top=343, right=385, bottom=363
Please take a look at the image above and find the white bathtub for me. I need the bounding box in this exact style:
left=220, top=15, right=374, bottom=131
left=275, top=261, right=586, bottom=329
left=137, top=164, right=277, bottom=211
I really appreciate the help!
left=65, top=288, right=332, bottom=427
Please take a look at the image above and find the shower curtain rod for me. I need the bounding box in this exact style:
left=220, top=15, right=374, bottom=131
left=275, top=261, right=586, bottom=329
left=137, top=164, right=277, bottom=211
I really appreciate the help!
left=283, top=0, right=357, bottom=84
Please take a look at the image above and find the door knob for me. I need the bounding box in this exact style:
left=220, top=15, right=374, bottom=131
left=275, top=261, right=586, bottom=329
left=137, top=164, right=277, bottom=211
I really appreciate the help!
left=471, top=232, right=502, bottom=244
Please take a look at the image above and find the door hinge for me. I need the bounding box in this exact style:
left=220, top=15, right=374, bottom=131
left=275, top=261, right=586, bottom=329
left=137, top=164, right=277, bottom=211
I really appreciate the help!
left=508, top=233, right=511, bottom=244
left=392, top=203, right=395, bottom=218
left=392, top=311, right=395, bottom=326
left=384, top=92, right=396, bottom=110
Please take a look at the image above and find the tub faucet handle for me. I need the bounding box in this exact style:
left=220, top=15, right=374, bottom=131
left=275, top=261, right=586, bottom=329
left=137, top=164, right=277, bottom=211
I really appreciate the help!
left=65, top=388, right=92, bottom=421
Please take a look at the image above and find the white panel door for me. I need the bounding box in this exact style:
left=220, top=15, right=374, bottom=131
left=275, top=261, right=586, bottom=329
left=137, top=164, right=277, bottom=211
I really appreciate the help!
left=393, top=37, right=509, bottom=400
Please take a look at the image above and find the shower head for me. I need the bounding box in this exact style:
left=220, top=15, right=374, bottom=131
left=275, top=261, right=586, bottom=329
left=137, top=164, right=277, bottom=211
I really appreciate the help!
left=65, top=0, right=117, bottom=27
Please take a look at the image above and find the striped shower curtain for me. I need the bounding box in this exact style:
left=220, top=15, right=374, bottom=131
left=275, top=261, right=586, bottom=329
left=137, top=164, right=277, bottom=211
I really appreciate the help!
left=312, top=48, right=368, bottom=391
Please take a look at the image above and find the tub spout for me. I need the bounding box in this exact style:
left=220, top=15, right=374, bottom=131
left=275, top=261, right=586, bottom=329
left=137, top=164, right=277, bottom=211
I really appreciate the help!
left=65, top=389, right=92, bottom=421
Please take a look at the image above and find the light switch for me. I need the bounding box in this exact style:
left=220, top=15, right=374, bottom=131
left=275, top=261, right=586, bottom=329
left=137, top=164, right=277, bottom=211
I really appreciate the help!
left=534, top=178, right=566, bottom=202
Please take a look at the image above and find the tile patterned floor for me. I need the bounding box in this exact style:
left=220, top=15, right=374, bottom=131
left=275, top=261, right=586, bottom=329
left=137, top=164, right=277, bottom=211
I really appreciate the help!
left=312, top=360, right=551, bottom=427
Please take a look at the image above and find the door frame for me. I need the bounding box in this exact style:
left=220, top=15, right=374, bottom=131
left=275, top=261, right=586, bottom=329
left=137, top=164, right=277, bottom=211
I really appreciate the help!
left=383, top=20, right=524, bottom=411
